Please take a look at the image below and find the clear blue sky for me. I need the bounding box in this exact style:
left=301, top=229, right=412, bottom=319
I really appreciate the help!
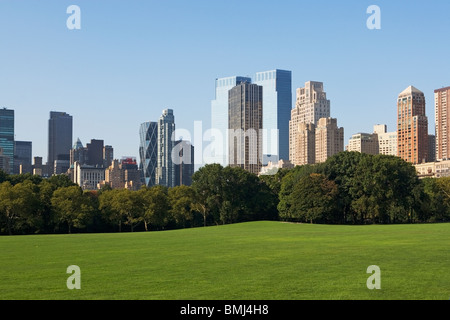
left=1, top=0, right=450, bottom=163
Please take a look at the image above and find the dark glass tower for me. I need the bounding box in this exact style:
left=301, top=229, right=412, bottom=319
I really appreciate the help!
left=228, top=82, right=263, bottom=175
left=48, top=111, right=73, bottom=174
left=14, top=141, right=32, bottom=174
left=0, top=108, right=14, bottom=174
left=173, top=140, right=194, bottom=186
left=139, top=121, right=158, bottom=187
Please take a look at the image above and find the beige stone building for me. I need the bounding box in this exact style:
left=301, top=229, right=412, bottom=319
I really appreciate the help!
left=289, top=81, right=330, bottom=164
left=346, top=132, right=379, bottom=155
left=294, top=122, right=316, bottom=165
left=315, top=117, right=344, bottom=164
left=373, top=124, right=397, bottom=156
left=397, top=86, right=428, bottom=164
left=435, top=86, right=450, bottom=161
left=415, top=160, right=450, bottom=178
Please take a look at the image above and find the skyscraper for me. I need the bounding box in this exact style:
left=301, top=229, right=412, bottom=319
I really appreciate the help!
left=0, top=108, right=14, bottom=174
left=254, top=69, right=292, bottom=163
left=14, top=141, right=32, bottom=174
left=294, top=122, right=316, bottom=165
left=156, top=109, right=176, bottom=187
left=139, top=121, right=158, bottom=187
left=434, top=86, right=450, bottom=161
left=289, top=81, right=330, bottom=164
left=397, top=86, right=428, bottom=164
left=48, top=111, right=73, bottom=174
left=86, top=139, right=104, bottom=167
left=315, top=117, right=344, bottom=163
left=211, top=76, right=252, bottom=166
left=173, top=140, right=195, bottom=186
left=228, top=82, right=263, bottom=175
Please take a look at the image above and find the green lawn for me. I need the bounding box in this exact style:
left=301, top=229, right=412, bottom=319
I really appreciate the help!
left=1, top=221, right=449, bottom=300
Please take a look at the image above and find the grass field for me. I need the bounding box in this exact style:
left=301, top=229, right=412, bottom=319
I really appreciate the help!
left=1, top=221, right=449, bottom=300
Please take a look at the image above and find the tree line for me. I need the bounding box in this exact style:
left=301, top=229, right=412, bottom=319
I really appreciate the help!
left=1, top=152, right=450, bottom=235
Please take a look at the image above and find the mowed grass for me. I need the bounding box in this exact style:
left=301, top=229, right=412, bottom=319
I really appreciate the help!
left=1, top=221, right=449, bottom=300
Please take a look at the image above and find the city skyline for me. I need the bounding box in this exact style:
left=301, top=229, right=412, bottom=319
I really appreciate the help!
left=1, top=1, right=450, bottom=162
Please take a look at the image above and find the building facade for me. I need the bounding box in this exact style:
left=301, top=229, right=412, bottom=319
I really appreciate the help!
left=293, top=122, right=316, bottom=165
left=289, top=81, right=330, bottom=164
left=397, top=86, right=428, bottom=164
left=435, top=86, right=450, bottom=161
left=211, top=76, right=252, bottom=166
left=73, top=161, right=105, bottom=190
left=228, top=82, right=263, bottom=175
left=173, top=140, right=195, bottom=186
left=254, top=69, right=292, bottom=163
left=346, top=132, right=379, bottom=155
left=315, top=117, right=344, bottom=163
left=104, top=158, right=142, bottom=190
left=373, top=124, right=397, bottom=156
left=48, top=111, right=73, bottom=174
left=139, top=121, right=158, bottom=187
left=13, top=141, right=32, bottom=174
left=0, top=108, right=14, bottom=174
left=156, top=109, right=176, bottom=188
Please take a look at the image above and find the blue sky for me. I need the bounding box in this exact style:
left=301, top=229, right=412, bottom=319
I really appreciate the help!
left=1, top=0, right=450, bottom=163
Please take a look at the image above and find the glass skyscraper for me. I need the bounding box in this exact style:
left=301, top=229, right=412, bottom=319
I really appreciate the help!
left=228, top=82, right=263, bottom=175
left=0, top=108, right=14, bottom=174
left=139, top=121, right=158, bottom=187
left=156, top=109, right=176, bottom=188
left=254, top=69, right=292, bottom=163
left=48, top=111, right=73, bottom=174
left=211, top=70, right=292, bottom=166
left=211, top=76, right=252, bottom=166
left=14, top=141, right=32, bottom=174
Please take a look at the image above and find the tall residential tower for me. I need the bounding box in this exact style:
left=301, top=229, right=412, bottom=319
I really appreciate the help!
left=397, top=86, right=428, bottom=164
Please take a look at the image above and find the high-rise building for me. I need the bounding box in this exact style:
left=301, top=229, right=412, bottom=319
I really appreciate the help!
left=315, top=117, right=344, bottom=163
left=211, top=76, right=252, bottom=166
left=397, top=86, right=428, bottom=164
left=14, top=141, right=33, bottom=174
left=428, top=134, right=436, bottom=163
left=373, top=124, right=397, bottom=156
left=139, top=121, right=158, bottom=187
left=294, top=122, right=316, bottom=165
left=346, top=133, right=379, bottom=155
left=103, top=145, right=114, bottom=168
left=254, top=69, right=292, bottom=163
left=48, top=111, right=72, bottom=174
left=434, top=86, right=450, bottom=161
left=86, top=139, right=104, bottom=167
left=156, top=109, right=176, bottom=188
left=228, top=82, right=263, bottom=175
left=70, top=138, right=87, bottom=166
left=173, top=140, right=195, bottom=186
left=14, top=141, right=32, bottom=174
left=0, top=108, right=14, bottom=174
left=289, top=81, right=330, bottom=163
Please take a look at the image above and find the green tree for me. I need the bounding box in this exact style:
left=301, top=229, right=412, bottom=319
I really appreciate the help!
left=278, top=164, right=319, bottom=221
left=191, top=163, right=224, bottom=226
left=0, top=181, right=39, bottom=235
left=141, top=186, right=169, bottom=231
left=51, top=185, right=90, bottom=233
left=289, top=173, right=338, bottom=223
left=168, top=185, right=195, bottom=228
left=99, top=189, right=125, bottom=232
